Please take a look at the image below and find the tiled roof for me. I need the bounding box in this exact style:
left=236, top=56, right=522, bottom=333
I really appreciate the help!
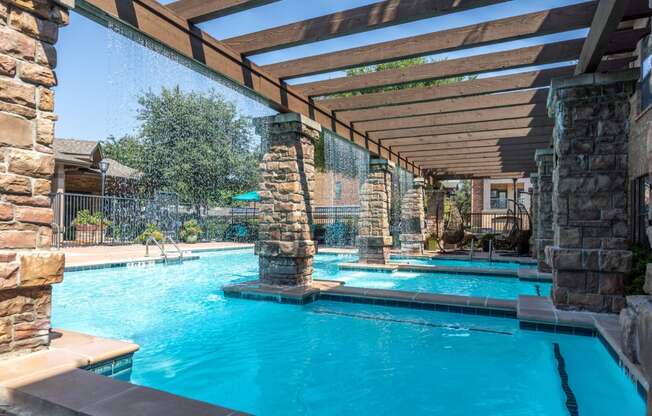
left=54, top=138, right=141, bottom=179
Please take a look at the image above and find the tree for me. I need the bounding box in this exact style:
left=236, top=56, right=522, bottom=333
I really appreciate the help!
left=103, top=87, right=260, bottom=211
left=454, top=181, right=472, bottom=221
left=330, top=57, right=475, bottom=97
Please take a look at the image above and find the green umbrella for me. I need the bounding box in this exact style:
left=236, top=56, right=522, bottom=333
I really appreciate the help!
left=232, top=191, right=261, bottom=202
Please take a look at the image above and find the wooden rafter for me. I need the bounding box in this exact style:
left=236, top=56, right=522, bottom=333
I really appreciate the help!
left=166, top=0, right=279, bottom=23
left=391, top=136, right=550, bottom=153
left=396, top=139, right=550, bottom=154
left=223, top=0, right=509, bottom=55
left=404, top=143, right=548, bottom=158
left=295, top=32, right=642, bottom=96
left=370, top=117, right=554, bottom=140
left=341, top=89, right=549, bottom=123
left=575, top=0, right=631, bottom=74
left=264, top=2, right=598, bottom=79
left=355, top=104, right=548, bottom=132
left=383, top=127, right=552, bottom=147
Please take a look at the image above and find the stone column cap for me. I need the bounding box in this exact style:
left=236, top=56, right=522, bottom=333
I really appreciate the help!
left=370, top=158, right=396, bottom=171
left=547, top=68, right=638, bottom=116
left=534, top=148, right=553, bottom=160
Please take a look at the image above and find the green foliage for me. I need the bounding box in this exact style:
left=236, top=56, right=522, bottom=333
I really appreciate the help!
left=626, top=243, right=652, bottom=295
left=102, top=87, right=261, bottom=210
left=180, top=219, right=203, bottom=243
left=73, top=209, right=112, bottom=227
left=314, top=134, right=325, bottom=172
left=454, top=181, right=472, bottom=221
left=330, top=57, right=476, bottom=97
left=137, top=223, right=164, bottom=244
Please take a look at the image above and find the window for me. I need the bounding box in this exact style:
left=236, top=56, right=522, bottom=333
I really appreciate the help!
left=631, top=176, right=650, bottom=246
left=490, top=189, right=508, bottom=209
left=335, top=181, right=342, bottom=200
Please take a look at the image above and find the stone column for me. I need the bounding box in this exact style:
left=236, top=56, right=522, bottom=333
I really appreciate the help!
left=534, top=149, right=553, bottom=272
left=255, top=113, right=319, bottom=287
left=529, top=173, right=538, bottom=261
left=358, top=159, right=394, bottom=264
left=399, top=177, right=425, bottom=255
left=0, top=0, right=69, bottom=358
left=546, top=71, right=636, bottom=313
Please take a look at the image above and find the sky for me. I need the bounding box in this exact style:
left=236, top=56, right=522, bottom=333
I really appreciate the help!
left=54, top=0, right=587, bottom=142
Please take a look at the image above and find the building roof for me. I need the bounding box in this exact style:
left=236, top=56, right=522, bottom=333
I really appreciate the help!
left=54, top=138, right=141, bottom=179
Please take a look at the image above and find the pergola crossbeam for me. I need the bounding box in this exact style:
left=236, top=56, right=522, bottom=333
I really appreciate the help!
left=166, top=0, right=279, bottom=23
left=223, top=0, right=509, bottom=55
left=263, top=2, right=598, bottom=79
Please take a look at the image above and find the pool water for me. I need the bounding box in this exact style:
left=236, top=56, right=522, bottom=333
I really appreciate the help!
left=53, top=249, right=645, bottom=415
left=314, top=254, right=550, bottom=299
left=391, top=256, right=536, bottom=270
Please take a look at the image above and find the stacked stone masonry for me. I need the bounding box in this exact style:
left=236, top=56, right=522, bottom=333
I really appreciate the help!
left=255, top=113, right=319, bottom=286
left=534, top=150, right=553, bottom=272
left=358, top=159, right=394, bottom=264
left=0, top=0, right=68, bottom=358
left=546, top=73, right=635, bottom=313
left=399, top=177, right=425, bottom=255
left=529, top=173, right=538, bottom=260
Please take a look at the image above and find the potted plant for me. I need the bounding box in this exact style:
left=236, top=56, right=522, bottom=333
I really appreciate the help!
left=137, top=223, right=165, bottom=245
left=73, top=209, right=111, bottom=245
left=179, top=219, right=202, bottom=243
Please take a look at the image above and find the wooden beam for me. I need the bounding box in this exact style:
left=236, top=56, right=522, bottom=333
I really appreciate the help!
left=77, top=0, right=420, bottom=175
left=295, top=32, right=641, bottom=96
left=421, top=160, right=535, bottom=169
left=396, top=137, right=550, bottom=153
left=404, top=143, right=548, bottom=158
left=223, top=0, right=509, bottom=55
left=166, top=0, right=279, bottom=23
left=575, top=0, right=631, bottom=74
left=384, top=127, right=552, bottom=147
left=264, top=2, right=598, bottom=79
left=356, top=104, right=548, bottom=132
left=317, top=57, right=632, bottom=111
left=371, top=117, right=553, bottom=140
left=410, top=151, right=537, bottom=162
left=393, top=136, right=549, bottom=153
left=341, top=89, right=549, bottom=122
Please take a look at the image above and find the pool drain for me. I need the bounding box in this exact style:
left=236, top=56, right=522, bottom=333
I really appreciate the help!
left=553, top=343, right=579, bottom=416
left=310, top=308, right=513, bottom=336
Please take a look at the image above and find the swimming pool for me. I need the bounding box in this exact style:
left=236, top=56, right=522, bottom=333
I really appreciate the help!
left=53, top=250, right=645, bottom=415
left=314, top=254, right=549, bottom=299
left=391, top=256, right=536, bottom=270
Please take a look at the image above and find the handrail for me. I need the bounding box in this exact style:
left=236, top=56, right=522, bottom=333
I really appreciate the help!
left=51, top=222, right=61, bottom=250
left=164, top=235, right=183, bottom=260
left=144, top=235, right=183, bottom=264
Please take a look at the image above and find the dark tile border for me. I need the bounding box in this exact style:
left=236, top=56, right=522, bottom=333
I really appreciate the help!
left=65, top=255, right=200, bottom=272
left=596, top=332, right=649, bottom=402
left=84, top=353, right=134, bottom=378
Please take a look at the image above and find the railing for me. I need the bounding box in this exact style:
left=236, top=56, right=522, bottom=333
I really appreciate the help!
left=465, top=212, right=531, bottom=235
left=312, top=205, right=359, bottom=247
left=489, top=198, right=508, bottom=210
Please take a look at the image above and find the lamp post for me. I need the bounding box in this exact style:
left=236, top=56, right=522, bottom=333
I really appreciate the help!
left=99, top=160, right=109, bottom=197
left=99, top=160, right=109, bottom=245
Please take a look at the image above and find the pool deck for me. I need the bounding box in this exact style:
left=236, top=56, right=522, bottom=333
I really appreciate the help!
left=61, top=242, right=254, bottom=268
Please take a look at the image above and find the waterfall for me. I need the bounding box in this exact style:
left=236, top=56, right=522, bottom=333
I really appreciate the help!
left=391, top=166, right=414, bottom=248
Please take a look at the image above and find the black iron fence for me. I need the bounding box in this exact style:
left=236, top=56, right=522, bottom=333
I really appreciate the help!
left=465, top=212, right=531, bottom=235
left=51, top=193, right=362, bottom=248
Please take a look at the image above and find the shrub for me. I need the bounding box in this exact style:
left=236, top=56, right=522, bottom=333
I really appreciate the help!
left=180, top=219, right=203, bottom=243
left=137, top=223, right=164, bottom=244
left=73, top=209, right=112, bottom=227
left=626, top=243, right=652, bottom=295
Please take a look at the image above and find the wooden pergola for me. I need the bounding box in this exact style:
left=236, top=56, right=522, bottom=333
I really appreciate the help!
left=79, top=0, right=651, bottom=179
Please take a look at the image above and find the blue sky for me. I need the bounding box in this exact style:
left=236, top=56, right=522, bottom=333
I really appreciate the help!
left=55, top=0, right=586, bottom=141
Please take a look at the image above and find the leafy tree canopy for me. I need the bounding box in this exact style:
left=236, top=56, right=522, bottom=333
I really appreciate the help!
left=102, top=87, right=260, bottom=210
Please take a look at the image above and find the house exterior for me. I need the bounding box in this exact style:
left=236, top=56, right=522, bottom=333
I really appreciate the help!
left=471, top=178, right=532, bottom=214
left=52, top=138, right=141, bottom=196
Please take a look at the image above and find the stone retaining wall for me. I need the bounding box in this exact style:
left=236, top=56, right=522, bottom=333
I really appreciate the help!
left=0, top=0, right=68, bottom=358
left=255, top=113, right=319, bottom=286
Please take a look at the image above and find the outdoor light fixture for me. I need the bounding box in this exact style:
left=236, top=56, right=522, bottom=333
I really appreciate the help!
left=99, top=160, right=109, bottom=174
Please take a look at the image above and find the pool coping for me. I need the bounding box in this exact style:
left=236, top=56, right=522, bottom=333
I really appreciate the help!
left=0, top=330, right=248, bottom=415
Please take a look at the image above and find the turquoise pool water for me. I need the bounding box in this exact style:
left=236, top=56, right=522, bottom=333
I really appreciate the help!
left=53, top=249, right=645, bottom=415
left=314, top=254, right=549, bottom=299
left=391, top=257, right=536, bottom=270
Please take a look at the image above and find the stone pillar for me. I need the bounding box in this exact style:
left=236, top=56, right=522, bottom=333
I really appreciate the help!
left=529, top=173, right=538, bottom=260
left=0, top=0, right=69, bottom=358
left=358, top=159, right=394, bottom=264
left=534, top=149, right=553, bottom=272
left=546, top=72, right=636, bottom=313
left=399, top=177, right=425, bottom=255
left=255, top=113, right=319, bottom=286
